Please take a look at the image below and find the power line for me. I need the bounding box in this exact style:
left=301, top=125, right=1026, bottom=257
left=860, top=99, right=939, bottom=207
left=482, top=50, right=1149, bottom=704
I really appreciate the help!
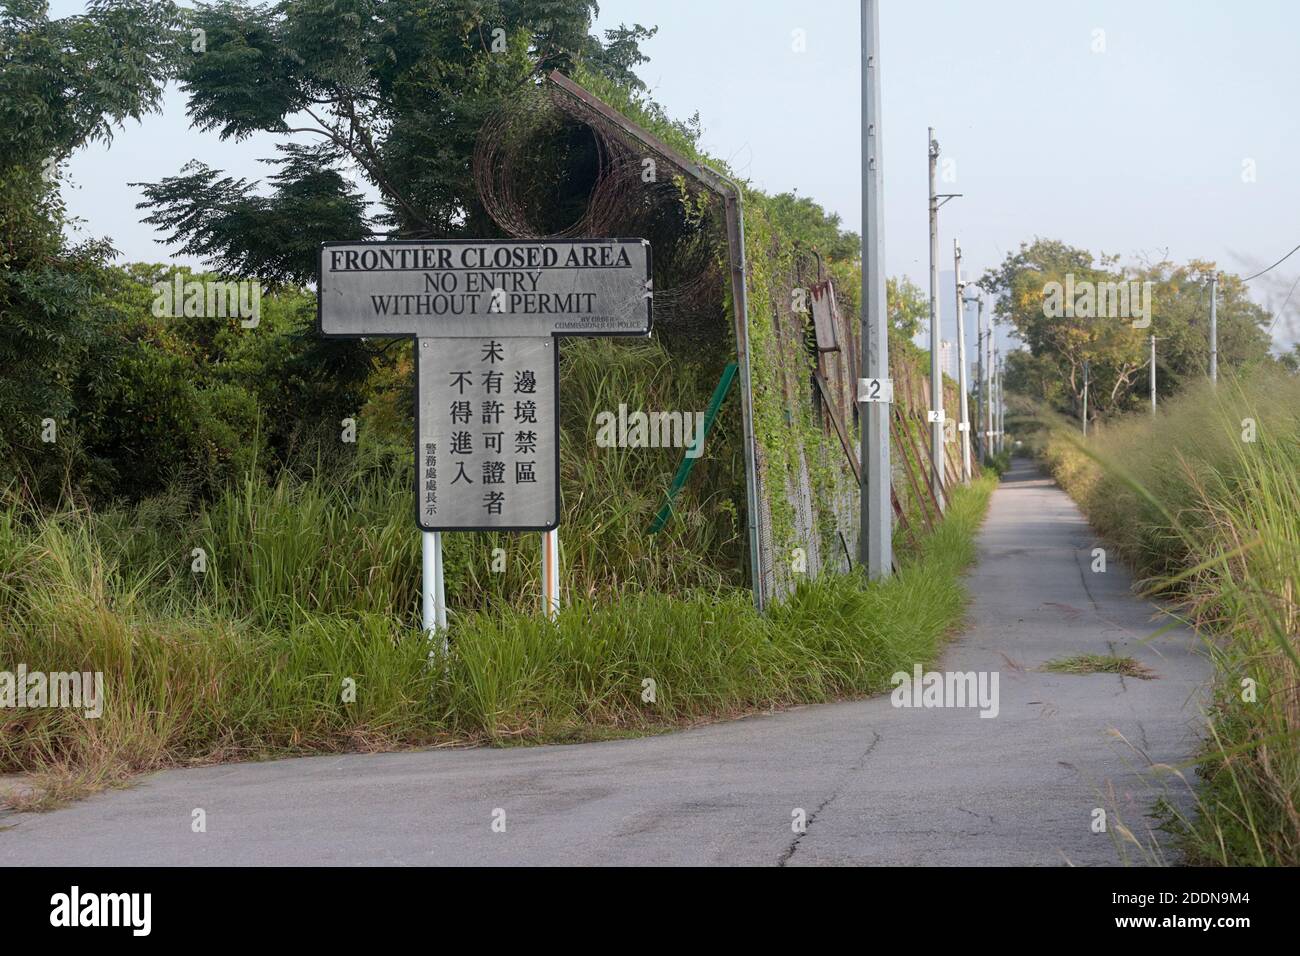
left=1265, top=271, right=1300, bottom=336
left=1243, top=242, right=1300, bottom=282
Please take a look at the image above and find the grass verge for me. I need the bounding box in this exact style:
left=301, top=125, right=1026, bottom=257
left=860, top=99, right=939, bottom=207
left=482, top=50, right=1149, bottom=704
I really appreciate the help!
left=1, top=473, right=995, bottom=809
left=1043, top=367, right=1300, bottom=865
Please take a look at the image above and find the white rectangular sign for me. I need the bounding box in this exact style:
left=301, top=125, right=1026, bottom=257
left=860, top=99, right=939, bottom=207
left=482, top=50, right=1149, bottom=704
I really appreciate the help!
left=319, top=239, right=652, bottom=339
left=857, top=378, right=894, bottom=404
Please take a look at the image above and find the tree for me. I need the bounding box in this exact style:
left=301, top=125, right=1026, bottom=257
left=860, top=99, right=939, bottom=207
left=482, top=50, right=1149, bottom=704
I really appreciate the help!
left=137, top=0, right=655, bottom=275
left=0, top=0, right=181, bottom=490
left=1003, top=349, right=1064, bottom=409
left=888, top=276, right=926, bottom=342
left=1279, top=343, right=1300, bottom=374
left=1129, top=259, right=1272, bottom=390
left=979, top=238, right=1272, bottom=421
left=979, top=239, right=1143, bottom=420
left=1, top=0, right=178, bottom=169
left=765, top=191, right=861, bottom=264
left=581, top=22, right=657, bottom=92
left=136, top=143, right=369, bottom=286
left=122, top=1, right=659, bottom=492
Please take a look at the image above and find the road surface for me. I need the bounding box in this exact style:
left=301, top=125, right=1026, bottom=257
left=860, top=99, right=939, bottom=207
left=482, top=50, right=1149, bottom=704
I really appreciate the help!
left=0, top=459, right=1211, bottom=865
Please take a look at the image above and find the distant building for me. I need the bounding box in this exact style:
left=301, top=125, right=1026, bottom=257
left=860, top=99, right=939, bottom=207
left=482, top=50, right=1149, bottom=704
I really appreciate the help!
left=939, top=340, right=956, bottom=380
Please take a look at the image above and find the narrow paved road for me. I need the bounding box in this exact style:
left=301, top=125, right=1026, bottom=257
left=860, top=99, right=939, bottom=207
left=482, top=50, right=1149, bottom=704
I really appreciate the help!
left=1, top=460, right=1211, bottom=866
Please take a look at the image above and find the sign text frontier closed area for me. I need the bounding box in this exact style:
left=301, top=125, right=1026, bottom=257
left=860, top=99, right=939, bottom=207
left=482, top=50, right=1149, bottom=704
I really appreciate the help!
left=317, top=239, right=652, bottom=532
left=319, top=239, right=652, bottom=339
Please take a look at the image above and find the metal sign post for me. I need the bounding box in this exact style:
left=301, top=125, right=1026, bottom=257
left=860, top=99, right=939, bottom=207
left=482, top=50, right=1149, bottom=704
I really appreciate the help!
left=422, top=531, right=436, bottom=633
left=422, top=530, right=448, bottom=649
left=541, top=529, right=560, bottom=621
left=319, top=239, right=652, bottom=633
left=434, top=531, right=447, bottom=629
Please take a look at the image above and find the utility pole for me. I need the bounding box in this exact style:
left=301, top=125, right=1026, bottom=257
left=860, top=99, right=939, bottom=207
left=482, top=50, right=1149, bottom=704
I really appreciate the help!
left=992, top=345, right=1002, bottom=455
left=986, top=310, right=995, bottom=459
left=997, top=354, right=1005, bottom=454
left=989, top=342, right=997, bottom=454
left=1150, top=334, right=1157, bottom=414
left=927, top=129, right=943, bottom=507
left=1209, top=272, right=1218, bottom=385
left=927, top=129, right=960, bottom=507
left=859, top=0, right=891, bottom=579
left=1081, top=360, right=1089, bottom=437
left=974, top=294, right=984, bottom=465
left=954, top=239, right=971, bottom=481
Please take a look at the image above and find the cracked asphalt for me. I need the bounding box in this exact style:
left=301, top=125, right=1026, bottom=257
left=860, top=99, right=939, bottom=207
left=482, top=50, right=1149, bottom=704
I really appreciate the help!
left=0, top=459, right=1211, bottom=866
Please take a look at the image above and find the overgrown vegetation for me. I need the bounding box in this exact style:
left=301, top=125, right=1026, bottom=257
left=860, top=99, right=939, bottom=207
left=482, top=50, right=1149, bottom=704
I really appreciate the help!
left=1044, top=368, right=1300, bottom=865
left=0, top=471, right=994, bottom=806
left=0, top=1, right=671, bottom=502
left=1041, top=654, right=1156, bottom=680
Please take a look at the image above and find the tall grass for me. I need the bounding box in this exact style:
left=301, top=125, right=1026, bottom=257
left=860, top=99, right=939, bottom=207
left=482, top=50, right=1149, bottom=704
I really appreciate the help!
left=0, top=463, right=993, bottom=802
left=0, top=337, right=744, bottom=629
left=1044, top=368, right=1300, bottom=865
left=1, top=332, right=992, bottom=803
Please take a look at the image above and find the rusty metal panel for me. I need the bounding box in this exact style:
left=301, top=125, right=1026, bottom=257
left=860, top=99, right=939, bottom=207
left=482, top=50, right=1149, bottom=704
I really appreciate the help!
left=809, top=279, right=841, bottom=353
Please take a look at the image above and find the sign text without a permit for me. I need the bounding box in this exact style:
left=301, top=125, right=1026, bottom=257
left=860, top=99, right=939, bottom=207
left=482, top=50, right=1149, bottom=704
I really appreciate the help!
left=320, top=240, right=651, bottom=339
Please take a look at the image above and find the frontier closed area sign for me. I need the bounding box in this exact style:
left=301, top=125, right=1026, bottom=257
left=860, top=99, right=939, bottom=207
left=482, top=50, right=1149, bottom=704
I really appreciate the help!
left=319, top=239, right=651, bottom=337
left=319, top=239, right=652, bottom=532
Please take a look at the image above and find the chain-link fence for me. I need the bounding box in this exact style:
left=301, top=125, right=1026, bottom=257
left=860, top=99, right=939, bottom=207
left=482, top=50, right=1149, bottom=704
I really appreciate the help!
left=476, top=74, right=969, bottom=607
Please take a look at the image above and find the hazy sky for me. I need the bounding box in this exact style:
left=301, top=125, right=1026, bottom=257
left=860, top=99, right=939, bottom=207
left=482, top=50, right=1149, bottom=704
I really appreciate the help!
left=49, top=0, right=1300, bottom=352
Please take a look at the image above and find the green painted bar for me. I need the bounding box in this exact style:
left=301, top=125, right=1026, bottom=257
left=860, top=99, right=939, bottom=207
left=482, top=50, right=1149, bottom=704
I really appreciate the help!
left=649, top=362, right=738, bottom=533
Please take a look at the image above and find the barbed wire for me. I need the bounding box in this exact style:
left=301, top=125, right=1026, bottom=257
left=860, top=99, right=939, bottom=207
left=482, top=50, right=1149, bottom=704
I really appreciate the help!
left=472, top=87, right=727, bottom=340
